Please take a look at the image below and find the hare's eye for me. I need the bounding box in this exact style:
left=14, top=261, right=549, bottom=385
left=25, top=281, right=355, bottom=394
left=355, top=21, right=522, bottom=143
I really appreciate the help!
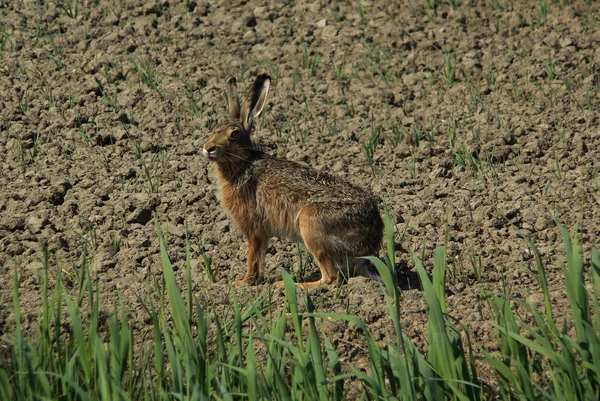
left=230, top=130, right=240, bottom=140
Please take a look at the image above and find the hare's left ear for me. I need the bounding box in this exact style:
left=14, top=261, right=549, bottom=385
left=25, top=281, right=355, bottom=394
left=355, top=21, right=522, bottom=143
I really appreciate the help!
left=240, top=74, right=271, bottom=132
left=226, top=76, right=241, bottom=121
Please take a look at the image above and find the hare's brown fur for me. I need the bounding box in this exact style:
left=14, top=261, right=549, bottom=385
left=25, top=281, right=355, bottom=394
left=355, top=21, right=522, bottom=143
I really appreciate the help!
left=203, top=74, right=383, bottom=287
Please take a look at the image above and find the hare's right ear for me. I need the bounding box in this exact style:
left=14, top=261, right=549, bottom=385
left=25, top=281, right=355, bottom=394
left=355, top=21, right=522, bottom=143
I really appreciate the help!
left=226, top=76, right=241, bottom=121
left=240, top=74, right=271, bottom=132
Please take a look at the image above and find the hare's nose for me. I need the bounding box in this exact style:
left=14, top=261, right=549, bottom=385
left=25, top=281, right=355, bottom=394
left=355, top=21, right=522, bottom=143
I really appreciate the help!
left=203, top=145, right=218, bottom=160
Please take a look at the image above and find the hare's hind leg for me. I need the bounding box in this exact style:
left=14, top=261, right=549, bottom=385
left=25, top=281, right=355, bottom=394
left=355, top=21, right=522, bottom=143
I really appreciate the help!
left=296, top=252, right=337, bottom=288
left=234, top=233, right=267, bottom=286
left=293, top=205, right=338, bottom=288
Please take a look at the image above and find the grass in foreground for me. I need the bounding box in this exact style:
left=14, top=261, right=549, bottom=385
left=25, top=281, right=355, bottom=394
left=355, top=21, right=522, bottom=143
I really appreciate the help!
left=0, top=213, right=599, bottom=400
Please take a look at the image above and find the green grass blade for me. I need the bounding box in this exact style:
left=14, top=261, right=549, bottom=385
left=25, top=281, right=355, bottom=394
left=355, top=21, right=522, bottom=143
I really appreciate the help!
left=414, top=251, right=472, bottom=401
left=0, top=367, right=11, bottom=401
left=558, top=223, right=590, bottom=344
left=265, top=313, right=292, bottom=401
left=96, top=334, right=111, bottom=401
left=591, top=248, right=600, bottom=295
left=164, top=330, right=182, bottom=396
left=246, top=333, right=258, bottom=401
left=491, top=321, right=561, bottom=362
left=324, top=336, right=344, bottom=401
left=12, top=266, right=26, bottom=396
left=384, top=207, right=396, bottom=270
left=513, top=222, right=556, bottom=326
left=432, top=246, right=447, bottom=314
left=154, top=217, right=192, bottom=341
left=64, top=293, right=92, bottom=384
left=413, top=254, right=453, bottom=380
left=280, top=269, right=304, bottom=351
left=185, top=232, right=193, bottom=319
left=306, top=297, right=328, bottom=401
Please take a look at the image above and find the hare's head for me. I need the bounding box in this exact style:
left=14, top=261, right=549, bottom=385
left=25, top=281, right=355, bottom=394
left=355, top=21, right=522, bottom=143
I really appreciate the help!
left=203, top=74, right=271, bottom=163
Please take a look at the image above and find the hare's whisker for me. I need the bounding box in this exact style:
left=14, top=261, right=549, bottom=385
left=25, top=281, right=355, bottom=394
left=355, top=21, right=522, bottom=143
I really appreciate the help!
left=223, top=151, right=251, bottom=163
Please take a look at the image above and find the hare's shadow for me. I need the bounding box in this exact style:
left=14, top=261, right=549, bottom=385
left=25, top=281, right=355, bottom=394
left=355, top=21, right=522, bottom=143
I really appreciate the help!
left=278, top=259, right=423, bottom=291
left=393, top=260, right=422, bottom=291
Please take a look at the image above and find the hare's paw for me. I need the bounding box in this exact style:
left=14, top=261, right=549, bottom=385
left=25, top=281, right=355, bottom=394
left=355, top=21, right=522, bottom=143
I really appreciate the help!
left=233, top=276, right=261, bottom=286
left=297, top=279, right=331, bottom=289
left=233, top=278, right=251, bottom=286
left=274, top=277, right=335, bottom=289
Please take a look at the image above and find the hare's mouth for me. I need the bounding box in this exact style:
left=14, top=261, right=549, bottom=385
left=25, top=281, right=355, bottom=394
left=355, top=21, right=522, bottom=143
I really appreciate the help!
left=202, top=147, right=219, bottom=161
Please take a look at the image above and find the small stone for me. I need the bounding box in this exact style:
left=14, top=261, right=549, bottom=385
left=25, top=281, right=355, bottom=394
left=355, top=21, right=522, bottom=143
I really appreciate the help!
left=534, top=216, right=552, bottom=231
left=164, top=222, right=185, bottom=238
left=402, top=73, right=420, bottom=87
left=316, top=18, right=327, bottom=27
left=0, top=215, right=25, bottom=231
left=47, top=181, right=72, bottom=205
left=215, top=219, right=230, bottom=233
left=126, top=193, right=161, bottom=225
left=115, top=112, right=131, bottom=124
left=559, top=37, right=573, bottom=48
left=57, top=236, right=70, bottom=250
left=140, top=139, right=156, bottom=152
left=245, top=15, right=256, bottom=27
left=127, top=207, right=152, bottom=225
left=321, top=25, right=337, bottom=40
left=92, top=251, right=117, bottom=273
left=428, top=168, right=445, bottom=179
left=332, top=160, right=344, bottom=172
left=114, top=127, right=129, bottom=141
left=243, top=29, right=257, bottom=44
left=27, top=214, right=48, bottom=234
left=253, top=6, right=270, bottom=20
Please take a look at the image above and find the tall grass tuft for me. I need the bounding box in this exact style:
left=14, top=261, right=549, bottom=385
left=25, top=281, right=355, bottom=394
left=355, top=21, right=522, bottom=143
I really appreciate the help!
left=359, top=210, right=480, bottom=400
left=486, top=223, right=600, bottom=400
left=0, top=216, right=599, bottom=400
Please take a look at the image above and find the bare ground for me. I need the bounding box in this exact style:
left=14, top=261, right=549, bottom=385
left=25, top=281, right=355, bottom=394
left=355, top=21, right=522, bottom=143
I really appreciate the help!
left=1, top=0, right=600, bottom=379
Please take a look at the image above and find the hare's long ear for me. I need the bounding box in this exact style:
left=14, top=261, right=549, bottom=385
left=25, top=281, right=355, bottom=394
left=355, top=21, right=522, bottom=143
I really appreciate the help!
left=226, top=76, right=241, bottom=121
left=240, top=74, right=271, bottom=132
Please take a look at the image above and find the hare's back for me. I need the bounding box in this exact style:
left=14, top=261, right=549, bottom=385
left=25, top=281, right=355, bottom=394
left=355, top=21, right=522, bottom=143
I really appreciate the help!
left=254, top=156, right=377, bottom=205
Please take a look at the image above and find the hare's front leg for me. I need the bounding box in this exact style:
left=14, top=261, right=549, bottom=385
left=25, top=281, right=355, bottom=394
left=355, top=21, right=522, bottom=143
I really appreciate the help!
left=233, top=233, right=267, bottom=286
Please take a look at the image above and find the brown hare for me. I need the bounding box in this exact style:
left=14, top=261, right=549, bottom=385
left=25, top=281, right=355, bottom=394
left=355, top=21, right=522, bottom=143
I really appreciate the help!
left=203, top=74, right=383, bottom=288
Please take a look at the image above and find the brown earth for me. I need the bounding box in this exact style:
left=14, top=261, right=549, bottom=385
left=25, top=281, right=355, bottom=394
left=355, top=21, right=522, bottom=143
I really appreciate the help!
left=1, top=0, right=600, bottom=382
